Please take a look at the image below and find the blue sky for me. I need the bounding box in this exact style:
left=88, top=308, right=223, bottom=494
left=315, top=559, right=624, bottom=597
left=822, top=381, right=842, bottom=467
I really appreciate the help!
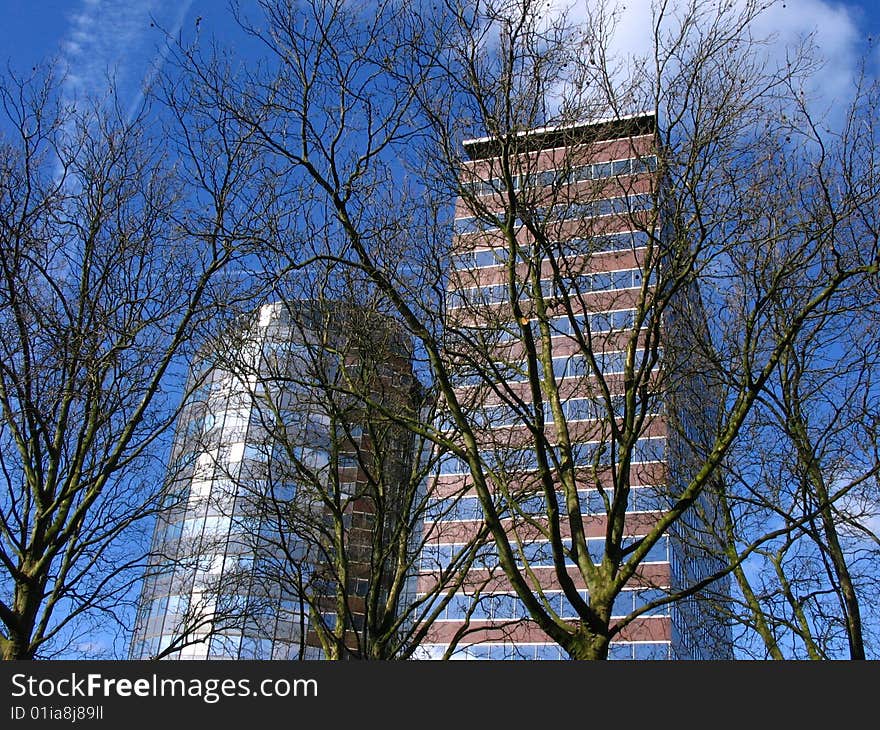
left=2, top=0, right=880, bottom=124
left=0, top=0, right=200, bottom=121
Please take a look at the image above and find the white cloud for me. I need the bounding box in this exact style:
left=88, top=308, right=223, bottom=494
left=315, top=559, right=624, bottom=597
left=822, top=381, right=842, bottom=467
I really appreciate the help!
left=550, top=0, right=865, bottom=121
left=59, top=0, right=194, bottom=119
left=837, top=487, right=880, bottom=543
left=752, top=0, right=861, bottom=108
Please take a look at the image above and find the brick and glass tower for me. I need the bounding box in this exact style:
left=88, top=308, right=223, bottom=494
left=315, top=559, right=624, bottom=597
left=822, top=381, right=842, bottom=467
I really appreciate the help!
left=419, top=113, right=731, bottom=660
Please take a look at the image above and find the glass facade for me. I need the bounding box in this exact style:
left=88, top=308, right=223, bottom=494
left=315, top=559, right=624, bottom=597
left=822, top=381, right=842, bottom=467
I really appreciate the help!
left=130, top=302, right=416, bottom=659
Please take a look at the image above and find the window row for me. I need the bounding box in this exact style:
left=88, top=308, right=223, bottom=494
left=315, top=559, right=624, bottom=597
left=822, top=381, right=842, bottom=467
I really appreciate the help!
left=131, top=632, right=303, bottom=661
left=431, top=587, right=670, bottom=622
left=453, top=193, right=654, bottom=235
left=419, top=534, right=669, bottom=571
left=423, top=640, right=669, bottom=660
left=544, top=308, right=639, bottom=338
left=609, top=642, right=671, bottom=660
left=462, top=155, right=658, bottom=198
left=243, top=442, right=359, bottom=472
left=450, top=230, right=650, bottom=270
left=450, top=347, right=652, bottom=386
left=426, top=485, right=669, bottom=523
left=447, top=267, right=646, bottom=309
left=562, top=266, right=657, bottom=297
left=154, top=508, right=270, bottom=548
left=453, top=308, right=639, bottom=346
left=466, top=394, right=628, bottom=429
left=436, top=436, right=666, bottom=476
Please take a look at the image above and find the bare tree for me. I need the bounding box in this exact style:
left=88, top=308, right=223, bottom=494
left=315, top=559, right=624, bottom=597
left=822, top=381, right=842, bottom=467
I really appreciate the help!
left=0, top=64, right=267, bottom=659
left=707, top=257, right=880, bottom=659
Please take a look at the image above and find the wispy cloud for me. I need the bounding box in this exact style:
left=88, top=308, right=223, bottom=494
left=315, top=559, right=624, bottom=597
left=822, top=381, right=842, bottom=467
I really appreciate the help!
left=59, top=0, right=194, bottom=119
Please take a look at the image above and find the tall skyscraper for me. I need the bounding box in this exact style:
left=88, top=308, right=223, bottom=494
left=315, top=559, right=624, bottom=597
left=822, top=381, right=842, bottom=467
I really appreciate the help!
left=130, top=300, right=418, bottom=659
left=419, top=113, right=731, bottom=660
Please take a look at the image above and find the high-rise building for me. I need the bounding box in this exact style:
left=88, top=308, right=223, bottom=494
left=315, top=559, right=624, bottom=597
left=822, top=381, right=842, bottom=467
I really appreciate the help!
left=418, top=113, right=732, bottom=660
left=130, top=301, right=418, bottom=659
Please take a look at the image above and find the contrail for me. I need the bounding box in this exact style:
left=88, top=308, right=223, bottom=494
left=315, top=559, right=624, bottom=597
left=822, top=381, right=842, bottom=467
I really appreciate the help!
left=58, top=0, right=194, bottom=120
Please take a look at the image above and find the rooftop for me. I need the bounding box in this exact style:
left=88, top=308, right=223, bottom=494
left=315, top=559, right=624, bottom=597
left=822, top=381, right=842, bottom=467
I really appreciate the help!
left=462, top=112, right=656, bottom=161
